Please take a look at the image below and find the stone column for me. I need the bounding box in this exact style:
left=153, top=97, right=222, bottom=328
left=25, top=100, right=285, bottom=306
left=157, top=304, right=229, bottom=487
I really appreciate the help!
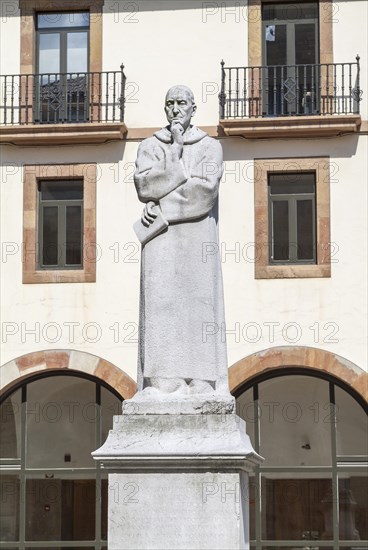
left=93, top=396, right=262, bottom=550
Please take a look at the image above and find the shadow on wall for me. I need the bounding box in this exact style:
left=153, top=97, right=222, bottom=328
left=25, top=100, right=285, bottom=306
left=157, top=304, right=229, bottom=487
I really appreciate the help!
left=221, top=134, right=360, bottom=163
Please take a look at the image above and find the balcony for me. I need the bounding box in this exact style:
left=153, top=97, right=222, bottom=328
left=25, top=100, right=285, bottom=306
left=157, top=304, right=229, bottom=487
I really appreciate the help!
left=0, top=65, right=127, bottom=145
left=219, top=57, right=362, bottom=139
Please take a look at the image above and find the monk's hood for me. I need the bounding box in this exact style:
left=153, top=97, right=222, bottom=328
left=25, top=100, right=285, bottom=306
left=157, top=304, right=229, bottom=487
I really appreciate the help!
left=154, top=125, right=208, bottom=145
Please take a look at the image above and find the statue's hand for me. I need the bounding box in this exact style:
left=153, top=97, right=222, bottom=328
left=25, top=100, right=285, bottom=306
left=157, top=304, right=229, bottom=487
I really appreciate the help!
left=141, top=201, right=158, bottom=227
left=170, top=121, right=184, bottom=158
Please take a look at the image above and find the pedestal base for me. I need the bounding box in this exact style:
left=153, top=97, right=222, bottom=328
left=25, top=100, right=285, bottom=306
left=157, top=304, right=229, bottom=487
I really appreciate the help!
left=109, top=470, right=249, bottom=550
left=93, top=404, right=262, bottom=549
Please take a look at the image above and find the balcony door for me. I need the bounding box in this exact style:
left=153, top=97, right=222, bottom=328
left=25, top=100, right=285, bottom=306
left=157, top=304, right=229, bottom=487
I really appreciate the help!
left=262, top=2, right=319, bottom=115
left=36, top=12, right=89, bottom=123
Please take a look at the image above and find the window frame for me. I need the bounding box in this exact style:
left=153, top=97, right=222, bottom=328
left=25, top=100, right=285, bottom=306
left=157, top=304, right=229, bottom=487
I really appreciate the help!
left=235, top=370, right=368, bottom=549
left=268, top=172, right=317, bottom=265
left=248, top=0, right=333, bottom=68
left=37, top=179, right=84, bottom=270
left=36, top=12, right=90, bottom=75
left=0, top=371, right=123, bottom=548
left=262, top=2, right=320, bottom=66
left=19, top=1, right=103, bottom=76
left=254, top=157, right=331, bottom=279
left=35, top=13, right=91, bottom=124
left=23, top=164, right=97, bottom=284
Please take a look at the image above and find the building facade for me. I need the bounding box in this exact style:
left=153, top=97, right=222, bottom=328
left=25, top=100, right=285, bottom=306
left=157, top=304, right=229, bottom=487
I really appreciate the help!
left=0, top=1, right=367, bottom=549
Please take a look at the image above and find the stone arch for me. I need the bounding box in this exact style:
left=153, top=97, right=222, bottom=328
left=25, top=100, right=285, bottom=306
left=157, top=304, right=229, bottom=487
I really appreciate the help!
left=0, top=349, right=137, bottom=399
left=229, top=346, right=367, bottom=403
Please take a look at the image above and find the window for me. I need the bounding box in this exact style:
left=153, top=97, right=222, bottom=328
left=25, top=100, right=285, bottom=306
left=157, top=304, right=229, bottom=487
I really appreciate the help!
left=23, top=164, right=96, bottom=284
left=254, top=157, right=331, bottom=279
left=0, top=373, right=122, bottom=549
left=38, top=180, right=84, bottom=269
left=262, top=2, right=319, bottom=115
left=236, top=372, right=368, bottom=549
left=36, top=11, right=90, bottom=123
left=268, top=172, right=316, bottom=263
left=20, top=1, right=103, bottom=77
left=248, top=0, right=332, bottom=69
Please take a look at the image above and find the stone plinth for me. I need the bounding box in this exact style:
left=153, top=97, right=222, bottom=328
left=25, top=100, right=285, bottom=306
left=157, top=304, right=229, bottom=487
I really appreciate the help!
left=93, top=398, right=262, bottom=550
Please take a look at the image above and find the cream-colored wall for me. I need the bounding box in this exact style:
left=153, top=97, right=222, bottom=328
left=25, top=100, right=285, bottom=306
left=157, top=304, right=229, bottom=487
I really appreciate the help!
left=332, top=0, right=368, bottom=119
left=1, top=142, right=141, bottom=381
left=1, top=0, right=366, bottom=123
left=0, top=1, right=367, bottom=379
left=0, top=1, right=20, bottom=75
left=102, top=0, right=248, bottom=128
left=220, top=135, right=367, bottom=371
left=1, top=135, right=367, bottom=376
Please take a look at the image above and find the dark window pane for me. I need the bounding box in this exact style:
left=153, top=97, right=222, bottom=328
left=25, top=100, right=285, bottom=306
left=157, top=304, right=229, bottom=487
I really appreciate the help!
left=338, top=475, right=368, bottom=541
left=0, top=389, right=21, bottom=459
left=101, top=387, right=122, bottom=445
left=272, top=200, right=289, bottom=260
left=40, top=180, right=83, bottom=201
left=263, top=3, right=318, bottom=21
left=37, top=12, right=89, bottom=29
left=269, top=173, right=315, bottom=194
left=335, top=386, right=368, bottom=457
left=236, top=388, right=256, bottom=452
left=66, top=205, right=82, bottom=265
left=295, top=23, right=317, bottom=64
left=42, top=206, right=59, bottom=265
left=26, top=376, right=96, bottom=468
left=262, top=475, right=333, bottom=540
left=101, top=478, right=108, bottom=540
left=258, top=376, right=331, bottom=467
left=0, top=475, right=20, bottom=541
left=25, top=478, right=96, bottom=541
left=297, top=200, right=314, bottom=259
left=266, top=24, right=287, bottom=66
left=65, top=75, right=88, bottom=122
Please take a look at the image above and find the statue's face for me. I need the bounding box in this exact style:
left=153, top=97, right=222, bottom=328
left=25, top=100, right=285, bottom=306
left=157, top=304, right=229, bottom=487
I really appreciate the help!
left=165, top=88, right=196, bottom=130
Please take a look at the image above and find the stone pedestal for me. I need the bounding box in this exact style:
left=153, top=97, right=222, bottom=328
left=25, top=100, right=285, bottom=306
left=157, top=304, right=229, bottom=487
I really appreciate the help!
left=93, top=395, right=262, bottom=550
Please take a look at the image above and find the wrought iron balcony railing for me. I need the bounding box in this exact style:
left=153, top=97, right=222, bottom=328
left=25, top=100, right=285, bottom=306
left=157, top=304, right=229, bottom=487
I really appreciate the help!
left=0, top=64, right=126, bottom=125
left=219, top=56, right=362, bottom=119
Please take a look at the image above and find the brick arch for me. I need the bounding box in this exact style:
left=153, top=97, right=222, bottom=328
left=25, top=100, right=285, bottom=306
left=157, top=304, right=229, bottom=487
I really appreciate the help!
left=0, top=350, right=137, bottom=399
left=229, top=346, right=367, bottom=403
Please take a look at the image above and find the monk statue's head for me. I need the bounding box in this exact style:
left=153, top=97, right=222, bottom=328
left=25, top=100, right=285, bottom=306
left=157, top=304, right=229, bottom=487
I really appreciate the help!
left=164, top=85, right=197, bottom=131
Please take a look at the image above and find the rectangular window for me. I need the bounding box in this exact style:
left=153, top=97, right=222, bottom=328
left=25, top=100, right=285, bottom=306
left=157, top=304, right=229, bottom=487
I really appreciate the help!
left=268, top=172, right=316, bottom=264
left=262, top=2, right=319, bottom=116
left=36, top=12, right=90, bottom=123
left=38, top=180, right=83, bottom=269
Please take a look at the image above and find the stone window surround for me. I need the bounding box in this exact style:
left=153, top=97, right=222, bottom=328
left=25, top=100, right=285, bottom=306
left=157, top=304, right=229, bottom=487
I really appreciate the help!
left=254, top=157, right=331, bottom=279
left=23, top=163, right=97, bottom=284
left=19, top=0, right=104, bottom=75
left=248, top=0, right=333, bottom=67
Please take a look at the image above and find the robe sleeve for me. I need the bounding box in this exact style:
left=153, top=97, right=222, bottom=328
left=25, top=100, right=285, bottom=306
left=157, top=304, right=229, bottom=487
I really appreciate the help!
left=159, top=138, right=223, bottom=223
left=134, top=139, right=188, bottom=203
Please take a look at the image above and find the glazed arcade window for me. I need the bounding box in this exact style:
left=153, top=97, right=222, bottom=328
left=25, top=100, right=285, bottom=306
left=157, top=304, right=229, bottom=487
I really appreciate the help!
left=268, top=172, right=316, bottom=264
left=38, top=180, right=84, bottom=269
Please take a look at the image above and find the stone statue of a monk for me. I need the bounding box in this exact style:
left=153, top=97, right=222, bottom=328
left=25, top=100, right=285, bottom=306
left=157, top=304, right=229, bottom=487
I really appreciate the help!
left=133, top=85, right=228, bottom=398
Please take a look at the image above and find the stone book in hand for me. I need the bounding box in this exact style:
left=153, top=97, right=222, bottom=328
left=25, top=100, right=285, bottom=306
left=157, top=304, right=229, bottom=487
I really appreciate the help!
left=133, top=206, right=169, bottom=245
